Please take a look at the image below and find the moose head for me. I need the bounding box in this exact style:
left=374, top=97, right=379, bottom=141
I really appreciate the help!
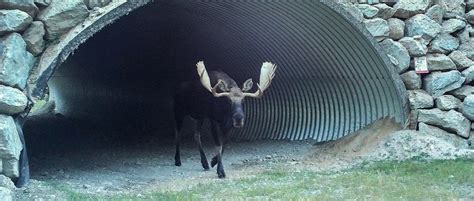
left=196, top=61, right=276, bottom=128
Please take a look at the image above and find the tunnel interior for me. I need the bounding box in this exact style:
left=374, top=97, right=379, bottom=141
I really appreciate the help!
left=23, top=1, right=408, bottom=156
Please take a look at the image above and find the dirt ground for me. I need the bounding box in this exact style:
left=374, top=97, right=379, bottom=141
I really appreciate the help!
left=14, top=118, right=474, bottom=200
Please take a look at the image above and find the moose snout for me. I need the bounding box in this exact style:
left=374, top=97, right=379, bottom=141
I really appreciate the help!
left=232, top=114, right=245, bottom=128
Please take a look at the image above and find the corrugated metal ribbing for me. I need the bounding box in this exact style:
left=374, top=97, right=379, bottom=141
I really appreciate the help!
left=160, top=0, right=407, bottom=141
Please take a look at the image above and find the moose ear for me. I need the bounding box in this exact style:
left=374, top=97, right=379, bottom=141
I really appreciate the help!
left=217, top=79, right=229, bottom=92
left=242, top=79, right=253, bottom=92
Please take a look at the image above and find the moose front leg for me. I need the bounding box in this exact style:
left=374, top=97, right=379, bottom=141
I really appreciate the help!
left=194, top=120, right=209, bottom=170
left=210, top=121, right=230, bottom=178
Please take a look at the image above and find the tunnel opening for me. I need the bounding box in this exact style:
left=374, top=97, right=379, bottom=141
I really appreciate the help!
left=21, top=0, right=408, bottom=187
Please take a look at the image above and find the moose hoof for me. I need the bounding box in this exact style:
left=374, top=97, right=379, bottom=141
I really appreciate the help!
left=175, top=161, right=182, bottom=166
left=217, top=172, right=226, bottom=178
left=202, top=162, right=210, bottom=170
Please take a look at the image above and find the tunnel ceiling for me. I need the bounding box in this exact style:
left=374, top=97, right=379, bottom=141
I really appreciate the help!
left=29, top=0, right=408, bottom=141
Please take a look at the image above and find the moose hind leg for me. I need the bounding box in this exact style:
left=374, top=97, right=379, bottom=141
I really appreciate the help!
left=211, top=121, right=226, bottom=178
left=194, top=120, right=209, bottom=170
left=174, top=116, right=184, bottom=167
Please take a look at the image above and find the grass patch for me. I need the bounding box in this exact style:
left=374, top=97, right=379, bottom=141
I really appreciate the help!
left=52, top=159, right=474, bottom=200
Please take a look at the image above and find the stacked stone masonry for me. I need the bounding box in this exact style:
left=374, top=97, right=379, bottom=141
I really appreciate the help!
left=345, top=0, right=474, bottom=142
left=0, top=0, right=473, bottom=190
left=0, top=0, right=112, bottom=193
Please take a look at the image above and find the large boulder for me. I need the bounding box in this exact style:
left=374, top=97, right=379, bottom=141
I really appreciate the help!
left=393, top=0, right=431, bottom=19
left=435, top=95, right=461, bottom=110
left=400, top=70, right=421, bottom=90
left=442, top=18, right=466, bottom=34
left=423, top=70, right=465, bottom=98
left=0, top=114, right=22, bottom=178
left=418, top=123, right=469, bottom=148
left=426, top=53, right=456, bottom=71
left=22, top=21, right=45, bottom=56
left=458, top=39, right=474, bottom=60
left=461, top=66, right=474, bottom=83
left=373, top=4, right=396, bottom=19
left=0, top=85, right=27, bottom=115
left=399, top=36, right=427, bottom=56
left=37, top=0, right=89, bottom=40
left=0, top=33, right=35, bottom=89
left=426, top=4, right=445, bottom=24
left=443, top=0, right=465, bottom=19
left=449, top=51, right=474, bottom=69
left=462, top=94, right=474, bottom=121
left=466, top=10, right=474, bottom=25
left=451, top=85, right=474, bottom=100
left=379, top=39, right=410, bottom=73
left=364, top=18, right=389, bottom=41
left=0, top=9, right=32, bottom=36
left=405, top=14, right=441, bottom=43
left=456, top=24, right=472, bottom=44
left=357, top=4, right=378, bottom=18
left=429, top=33, right=459, bottom=54
left=387, top=18, right=404, bottom=40
left=408, top=90, right=434, bottom=109
left=0, top=0, right=38, bottom=17
left=342, top=3, right=364, bottom=23
left=418, top=108, right=471, bottom=138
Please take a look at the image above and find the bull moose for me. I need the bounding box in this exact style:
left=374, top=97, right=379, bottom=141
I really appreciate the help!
left=173, top=61, right=276, bottom=178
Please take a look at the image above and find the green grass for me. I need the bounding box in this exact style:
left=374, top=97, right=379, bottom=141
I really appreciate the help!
left=52, top=159, right=474, bottom=200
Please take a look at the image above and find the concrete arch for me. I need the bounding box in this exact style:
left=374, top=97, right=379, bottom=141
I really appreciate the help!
left=26, top=0, right=409, bottom=141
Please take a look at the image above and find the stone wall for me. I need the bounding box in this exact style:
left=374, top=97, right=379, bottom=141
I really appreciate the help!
left=0, top=0, right=473, bottom=191
left=343, top=0, right=474, bottom=142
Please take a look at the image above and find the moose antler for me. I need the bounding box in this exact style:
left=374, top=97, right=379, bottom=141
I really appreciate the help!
left=196, top=61, right=230, bottom=97
left=243, top=62, right=277, bottom=98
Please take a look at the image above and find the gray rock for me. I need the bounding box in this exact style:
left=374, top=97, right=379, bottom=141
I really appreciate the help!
left=405, top=14, right=441, bottom=43
left=429, top=33, right=459, bottom=54
left=461, top=66, right=474, bottom=83
left=400, top=70, right=421, bottom=90
left=393, top=0, right=431, bottom=19
left=387, top=18, right=404, bottom=40
left=37, top=0, right=89, bottom=40
left=22, top=21, right=45, bottom=56
left=408, top=90, right=434, bottom=109
left=379, top=39, right=410, bottom=73
left=0, top=85, right=27, bottom=115
left=0, top=114, right=22, bottom=162
left=468, top=0, right=474, bottom=12
left=462, top=94, right=474, bottom=121
left=373, top=3, right=396, bottom=19
left=456, top=24, right=472, bottom=44
left=34, top=0, right=50, bottom=7
left=426, top=4, right=445, bottom=24
left=2, top=158, right=18, bottom=178
left=0, top=187, right=12, bottom=201
left=399, top=36, right=427, bottom=56
left=0, top=175, right=14, bottom=190
left=84, top=0, right=111, bottom=10
left=451, top=85, right=474, bottom=100
left=423, top=70, right=465, bottom=98
left=442, top=18, right=466, bottom=34
left=342, top=3, right=364, bottom=23
left=466, top=10, right=474, bottom=25
left=449, top=51, right=474, bottom=69
left=418, top=123, right=469, bottom=148
left=364, top=18, right=389, bottom=41
left=427, top=53, right=456, bottom=71
left=357, top=4, right=379, bottom=18
left=418, top=108, right=471, bottom=138
left=458, top=39, right=474, bottom=60
left=0, top=9, right=32, bottom=36
left=444, top=0, right=465, bottom=19
left=0, top=0, right=38, bottom=17
left=0, top=33, right=35, bottom=89
left=435, top=95, right=461, bottom=110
